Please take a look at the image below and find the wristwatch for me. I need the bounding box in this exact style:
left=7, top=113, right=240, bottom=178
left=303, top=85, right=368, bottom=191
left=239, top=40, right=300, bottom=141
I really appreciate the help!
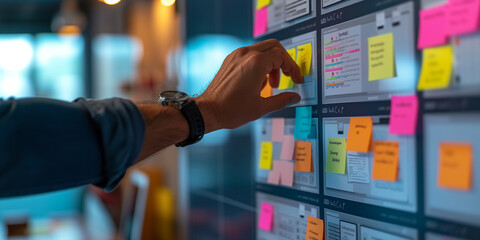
left=158, top=91, right=205, bottom=147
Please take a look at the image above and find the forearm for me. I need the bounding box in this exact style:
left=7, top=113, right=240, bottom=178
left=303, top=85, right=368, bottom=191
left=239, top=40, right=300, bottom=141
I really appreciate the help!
left=135, top=97, right=219, bottom=161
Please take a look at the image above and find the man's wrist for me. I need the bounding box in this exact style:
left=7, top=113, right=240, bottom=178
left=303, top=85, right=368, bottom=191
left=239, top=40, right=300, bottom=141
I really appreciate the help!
left=194, top=96, right=221, bottom=134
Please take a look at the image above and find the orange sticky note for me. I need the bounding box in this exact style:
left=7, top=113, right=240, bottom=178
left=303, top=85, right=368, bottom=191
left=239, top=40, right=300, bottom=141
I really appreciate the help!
left=372, top=141, right=399, bottom=182
left=346, top=117, right=373, bottom=153
left=438, top=142, right=473, bottom=191
left=261, top=79, right=273, bottom=98
left=306, top=216, right=324, bottom=240
left=295, top=141, right=312, bottom=172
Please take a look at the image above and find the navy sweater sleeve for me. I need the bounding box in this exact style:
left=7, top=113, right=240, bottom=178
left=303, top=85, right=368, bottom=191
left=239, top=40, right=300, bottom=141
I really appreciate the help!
left=0, top=97, right=145, bottom=198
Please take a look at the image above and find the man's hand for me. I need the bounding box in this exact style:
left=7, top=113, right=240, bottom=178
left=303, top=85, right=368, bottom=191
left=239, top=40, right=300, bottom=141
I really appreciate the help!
left=136, top=39, right=303, bottom=160
left=196, top=39, right=303, bottom=133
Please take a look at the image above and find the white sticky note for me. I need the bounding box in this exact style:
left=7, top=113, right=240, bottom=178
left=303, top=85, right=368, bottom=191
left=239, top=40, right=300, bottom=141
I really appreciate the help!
left=340, top=221, right=357, bottom=240
left=347, top=152, right=370, bottom=183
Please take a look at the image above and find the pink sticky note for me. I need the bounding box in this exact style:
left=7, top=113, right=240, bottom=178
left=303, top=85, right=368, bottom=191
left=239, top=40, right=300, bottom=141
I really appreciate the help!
left=254, top=7, right=268, bottom=37
left=280, top=135, right=295, bottom=160
left=272, top=118, right=285, bottom=142
left=418, top=5, right=448, bottom=49
left=389, top=95, right=419, bottom=135
left=267, top=161, right=281, bottom=185
left=258, top=202, right=274, bottom=232
left=446, top=0, right=480, bottom=36
left=279, top=161, right=294, bottom=187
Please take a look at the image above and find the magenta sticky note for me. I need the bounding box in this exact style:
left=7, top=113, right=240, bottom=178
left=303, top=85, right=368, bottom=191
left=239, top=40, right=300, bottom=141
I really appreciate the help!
left=258, top=202, right=274, bottom=232
left=272, top=118, right=285, bottom=142
left=389, top=95, right=419, bottom=135
left=254, top=7, right=268, bottom=37
left=280, top=135, right=295, bottom=160
left=446, top=0, right=480, bottom=36
left=279, top=161, right=294, bottom=187
left=418, top=5, right=448, bottom=49
left=267, top=161, right=281, bottom=185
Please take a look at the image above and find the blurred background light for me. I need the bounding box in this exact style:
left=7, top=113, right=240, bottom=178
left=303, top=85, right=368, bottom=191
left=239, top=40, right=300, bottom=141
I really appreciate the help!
left=161, top=0, right=176, bottom=7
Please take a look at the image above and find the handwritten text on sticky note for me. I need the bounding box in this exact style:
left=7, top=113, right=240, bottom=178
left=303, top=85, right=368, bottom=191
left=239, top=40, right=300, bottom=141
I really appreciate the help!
left=438, top=142, right=473, bottom=191
left=372, top=141, right=399, bottom=182
left=389, top=95, right=419, bottom=135
left=306, top=216, right=324, bottom=240
left=258, top=202, right=274, bottom=232
left=418, top=45, right=453, bottom=90
left=296, top=43, right=312, bottom=76
left=418, top=5, right=448, bottom=49
left=294, top=106, right=312, bottom=139
left=326, top=138, right=347, bottom=174
left=368, top=33, right=396, bottom=81
left=346, top=117, right=373, bottom=153
left=259, top=141, right=273, bottom=170
left=295, top=141, right=313, bottom=172
left=446, top=0, right=480, bottom=36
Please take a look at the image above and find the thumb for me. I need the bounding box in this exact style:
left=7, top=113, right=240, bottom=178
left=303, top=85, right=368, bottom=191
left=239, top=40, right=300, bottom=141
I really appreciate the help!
left=261, top=92, right=301, bottom=114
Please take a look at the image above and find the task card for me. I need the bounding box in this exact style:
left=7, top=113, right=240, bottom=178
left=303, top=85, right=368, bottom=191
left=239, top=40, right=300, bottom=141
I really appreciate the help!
left=279, top=160, right=294, bottom=187
left=368, top=33, right=396, bottom=81
left=256, top=0, right=271, bottom=10
left=346, top=117, right=373, bottom=153
left=305, top=216, right=324, bottom=240
left=259, top=202, right=274, bottom=232
left=325, top=138, right=347, bottom=174
left=418, top=5, right=448, bottom=49
left=267, top=161, right=281, bottom=185
left=279, top=48, right=297, bottom=90
left=372, top=141, right=400, bottom=182
left=417, top=45, right=453, bottom=91
left=438, top=142, right=473, bottom=191
left=281, top=135, right=295, bottom=160
left=259, top=141, right=273, bottom=170
left=261, top=80, right=273, bottom=98
left=389, top=95, right=419, bottom=135
left=295, top=141, right=313, bottom=172
left=296, top=43, right=312, bottom=76
left=254, top=8, right=268, bottom=37
left=272, top=118, right=285, bottom=142
left=347, top=152, right=370, bottom=183
left=446, top=0, right=480, bottom=36
left=294, top=106, right=312, bottom=139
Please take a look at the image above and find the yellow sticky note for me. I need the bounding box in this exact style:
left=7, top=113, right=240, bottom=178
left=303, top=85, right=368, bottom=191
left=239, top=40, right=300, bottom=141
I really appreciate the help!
left=368, top=33, right=396, bottom=81
left=259, top=141, right=273, bottom=169
left=256, top=0, right=271, bottom=10
left=372, top=141, right=399, bottom=182
left=279, top=48, right=297, bottom=90
left=438, top=142, right=472, bottom=191
left=417, top=45, right=453, bottom=90
left=296, top=43, right=312, bottom=76
left=306, top=216, right=324, bottom=240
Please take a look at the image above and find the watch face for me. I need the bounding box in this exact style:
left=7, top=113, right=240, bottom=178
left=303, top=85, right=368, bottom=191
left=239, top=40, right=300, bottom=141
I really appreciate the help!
left=159, top=91, right=189, bottom=103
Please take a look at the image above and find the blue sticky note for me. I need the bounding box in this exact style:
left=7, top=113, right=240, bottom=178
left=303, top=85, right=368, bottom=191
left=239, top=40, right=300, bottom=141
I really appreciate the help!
left=294, top=106, right=312, bottom=139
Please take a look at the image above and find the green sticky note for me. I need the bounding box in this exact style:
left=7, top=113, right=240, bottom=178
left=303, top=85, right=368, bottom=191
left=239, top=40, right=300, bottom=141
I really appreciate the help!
left=326, top=138, right=347, bottom=174
left=368, top=33, right=396, bottom=81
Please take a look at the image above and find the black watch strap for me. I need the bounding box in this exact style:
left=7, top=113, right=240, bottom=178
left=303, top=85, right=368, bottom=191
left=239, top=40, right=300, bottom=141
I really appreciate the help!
left=176, top=100, right=205, bottom=147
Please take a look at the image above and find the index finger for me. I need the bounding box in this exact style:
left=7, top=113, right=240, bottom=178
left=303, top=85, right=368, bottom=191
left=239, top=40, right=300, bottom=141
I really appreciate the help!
left=255, top=47, right=303, bottom=86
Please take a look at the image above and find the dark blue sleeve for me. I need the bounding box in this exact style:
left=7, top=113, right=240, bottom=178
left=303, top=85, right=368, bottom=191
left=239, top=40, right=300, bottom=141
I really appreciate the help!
left=0, top=97, right=145, bottom=198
